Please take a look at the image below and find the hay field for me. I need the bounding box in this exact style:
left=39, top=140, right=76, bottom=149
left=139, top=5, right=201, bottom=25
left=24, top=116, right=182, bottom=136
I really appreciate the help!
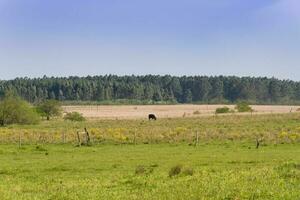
left=63, top=104, right=300, bottom=119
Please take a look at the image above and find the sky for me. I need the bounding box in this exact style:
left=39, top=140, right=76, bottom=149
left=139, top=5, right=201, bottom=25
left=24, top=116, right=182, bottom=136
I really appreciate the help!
left=0, top=0, right=299, bottom=80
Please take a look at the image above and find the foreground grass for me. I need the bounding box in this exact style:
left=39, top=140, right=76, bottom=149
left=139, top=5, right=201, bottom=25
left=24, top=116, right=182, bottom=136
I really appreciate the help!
left=0, top=143, right=299, bottom=200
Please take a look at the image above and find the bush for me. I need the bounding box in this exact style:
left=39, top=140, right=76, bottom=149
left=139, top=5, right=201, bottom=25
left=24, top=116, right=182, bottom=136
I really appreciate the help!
left=64, top=112, right=85, bottom=121
left=193, top=110, right=201, bottom=115
left=215, top=107, right=231, bottom=114
left=235, top=102, right=253, bottom=113
left=135, top=165, right=155, bottom=175
left=0, top=93, right=40, bottom=126
left=135, top=165, right=147, bottom=175
left=169, top=164, right=182, bottom=177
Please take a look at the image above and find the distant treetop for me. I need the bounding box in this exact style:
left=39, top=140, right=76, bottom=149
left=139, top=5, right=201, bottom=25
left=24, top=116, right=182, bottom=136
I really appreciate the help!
left=0, top=75, right=299, bottom=105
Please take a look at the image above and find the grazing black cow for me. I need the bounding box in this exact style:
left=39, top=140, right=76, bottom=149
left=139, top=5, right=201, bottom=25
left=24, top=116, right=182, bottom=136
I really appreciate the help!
left=148, top=114, right=157, bottom=121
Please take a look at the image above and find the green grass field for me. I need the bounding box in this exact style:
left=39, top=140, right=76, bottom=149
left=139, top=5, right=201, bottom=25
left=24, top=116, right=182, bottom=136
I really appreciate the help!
left=0, top=114, right=299, bottom=199
left=0, top=143, right=299, bottom=200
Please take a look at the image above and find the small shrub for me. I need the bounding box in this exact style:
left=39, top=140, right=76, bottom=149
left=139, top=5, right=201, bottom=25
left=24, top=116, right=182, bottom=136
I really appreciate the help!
left=135, top=165, right=155, bottom=175
left=112, top=164, right=119, bottom=169
left=182, top=167, right=194, bottom=176
left=135, top=165, right=147, bottom=175
left=193, top=110, right=201, bottom=115
left=169, top=164, right=182, bottom=177
left=215, top=107, right=230, bottom=114
left=64, top=112, right=85, bottom=121
left=235, top=102, right=253, bottom=113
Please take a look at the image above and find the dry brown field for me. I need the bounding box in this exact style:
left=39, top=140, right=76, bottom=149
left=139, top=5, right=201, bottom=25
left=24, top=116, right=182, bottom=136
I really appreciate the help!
left=62, top=104, right=300, bottom=119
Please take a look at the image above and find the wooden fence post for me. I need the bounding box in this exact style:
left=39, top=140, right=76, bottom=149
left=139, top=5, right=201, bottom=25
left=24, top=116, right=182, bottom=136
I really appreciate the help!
left=76, top=131, right=81, bottom=147
left=256, top=138, right=260, bottom=149
left=62, top=131, right=66, bottom=144
left=84, top=127, right=91, bottom=145
left=196, top=131, right=199, bottom=146
left=134, top=128, right=137, bottom=145
left=18, top=131, right=22, bottom=148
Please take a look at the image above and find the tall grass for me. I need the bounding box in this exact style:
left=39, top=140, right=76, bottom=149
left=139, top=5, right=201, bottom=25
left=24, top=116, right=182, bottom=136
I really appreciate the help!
left=0, top=113, right=299, bottom=145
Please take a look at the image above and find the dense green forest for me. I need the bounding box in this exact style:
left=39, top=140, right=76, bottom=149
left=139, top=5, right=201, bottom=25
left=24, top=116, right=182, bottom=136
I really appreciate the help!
left=0, top=75, right=299, bottom=105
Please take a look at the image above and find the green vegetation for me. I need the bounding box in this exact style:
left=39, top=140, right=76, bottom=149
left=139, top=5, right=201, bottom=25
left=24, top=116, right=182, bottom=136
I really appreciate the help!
left=0, top=113, right=299, bottom=199
left=64, top=112, right=85, bottom=122
left=0, top=93, right=39, bottom=126
left=0, top=143, right=299, bottom=199
left=37, top=100, right=62, bottom=120
left=1, top=75, right=300, bottom=104
left=235, top=102, right=253, bottom=112
left=0, top=113, right=299, bottom=145
left=215, top=106, right=231, bottom=114
left=169, top=164, right=183, bottom=177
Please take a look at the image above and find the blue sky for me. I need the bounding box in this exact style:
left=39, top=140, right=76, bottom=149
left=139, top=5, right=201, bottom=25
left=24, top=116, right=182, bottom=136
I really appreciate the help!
left=0, top=0, right=299, bottom=80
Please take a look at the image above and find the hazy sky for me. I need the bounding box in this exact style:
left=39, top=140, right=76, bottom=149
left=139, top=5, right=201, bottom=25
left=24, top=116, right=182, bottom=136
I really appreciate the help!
left=0, top=0, right=299, bottom=80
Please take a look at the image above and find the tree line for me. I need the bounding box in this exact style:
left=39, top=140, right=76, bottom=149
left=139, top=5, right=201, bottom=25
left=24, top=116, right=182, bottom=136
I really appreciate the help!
left=0, top=75, right=299, bottom=104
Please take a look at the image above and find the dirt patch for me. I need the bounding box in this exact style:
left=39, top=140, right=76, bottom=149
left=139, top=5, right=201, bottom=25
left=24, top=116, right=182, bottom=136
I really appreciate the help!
left=62, top=105, right=300, bottom=120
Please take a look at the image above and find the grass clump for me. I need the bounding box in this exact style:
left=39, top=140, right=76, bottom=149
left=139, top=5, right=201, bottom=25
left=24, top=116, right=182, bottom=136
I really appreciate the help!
left=35, top=145, right=47, bottom=152
left=135, top=165, right=155, bottom=175
left=182, top=167, right=194, bottom=176
left=169, top=164, right=183, bottom=177
left=135, top=165, right=147, bottom=175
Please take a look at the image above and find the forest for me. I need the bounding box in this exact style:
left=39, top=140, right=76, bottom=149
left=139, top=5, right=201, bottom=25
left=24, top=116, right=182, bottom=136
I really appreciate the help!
left=0, top=75, right=299, bottom=104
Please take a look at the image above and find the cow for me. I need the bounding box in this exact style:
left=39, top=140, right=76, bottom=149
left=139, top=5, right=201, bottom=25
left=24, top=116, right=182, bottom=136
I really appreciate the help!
left=148, top=114, right=157, bottom=121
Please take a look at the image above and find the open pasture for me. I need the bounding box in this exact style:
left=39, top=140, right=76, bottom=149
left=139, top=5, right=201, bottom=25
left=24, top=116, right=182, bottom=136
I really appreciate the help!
left=0, top=113, right=299, bottom=199
left=63, top=104, right=300, bottom=119
left=0, top=143, right=299, bottom=199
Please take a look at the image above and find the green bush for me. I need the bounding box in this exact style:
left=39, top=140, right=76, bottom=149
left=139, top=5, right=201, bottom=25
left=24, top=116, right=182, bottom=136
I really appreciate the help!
left=135, top=165, right=155, bottom=176
left=0, top=92, right=40, bottom=126
left=193, top=110, right=201, bottom=115
left=135, top=165, right=146, bottom=175
left=235, top=102, right=253, bottom=112
left=169, top=164, right=182, bottom=177
left=215, top=107, right=231, bottom=114
left=64, top=112, right=85, bottom=121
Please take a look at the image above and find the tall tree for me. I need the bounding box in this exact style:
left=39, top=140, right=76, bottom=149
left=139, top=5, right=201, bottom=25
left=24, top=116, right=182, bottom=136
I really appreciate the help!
left=37, top=100, right=62, bottom=120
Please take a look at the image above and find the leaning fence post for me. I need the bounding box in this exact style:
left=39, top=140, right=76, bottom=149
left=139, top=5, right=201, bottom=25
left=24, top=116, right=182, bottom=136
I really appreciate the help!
left=256, top=138, right=260, bottom=149
left=84, top=127, right=91, bottom=145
